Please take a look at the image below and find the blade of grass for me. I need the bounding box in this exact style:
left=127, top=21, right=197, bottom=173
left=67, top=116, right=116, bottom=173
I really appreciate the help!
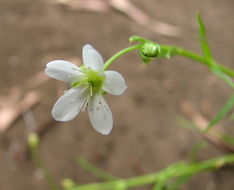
left=196, top=13, right=213, bottom=61
left=211, top=67, right=234, bottom=88
left=204, top=94, right=234, bottom=132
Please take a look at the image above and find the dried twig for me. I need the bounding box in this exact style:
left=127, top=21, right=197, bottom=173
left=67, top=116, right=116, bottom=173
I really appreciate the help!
left=0, top=91, right=41, bottom=134
left=0, top=71, right=49, bottom=133
left=110, top=0, right=181, bottom=37
left=54, top=0, right=181, bottom=37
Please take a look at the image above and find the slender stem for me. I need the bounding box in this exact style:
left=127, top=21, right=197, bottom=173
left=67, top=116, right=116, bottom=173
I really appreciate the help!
left=103, top=44, right=142, bottom=70
left=128, top=36, right=234, bottom=78
left=174, top=47, right=208, bottom=65
left=218, top=65, right=234, bottom=78
left=71, top=154, right=234, bottom=190
left=30, top=144, right=59, bottom=190
left=163, top=45, right=234, bottom=78
left=103, top=40, right=234, bottom=78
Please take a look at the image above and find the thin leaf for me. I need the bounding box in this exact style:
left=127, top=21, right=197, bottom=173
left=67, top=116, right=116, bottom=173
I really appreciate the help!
left=196, top=13, right=213, bottom=61
left=204, top=94, right=234, bottom=132
left=211, top=67, right=234, bottom=88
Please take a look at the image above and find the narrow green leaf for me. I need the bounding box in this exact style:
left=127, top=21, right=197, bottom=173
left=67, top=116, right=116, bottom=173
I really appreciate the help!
left=211, top=67, right=234, bottom=88
left=204, top=94, right=234, bottom=132
left=217, top=64, right=234, bottom=78
left=196, top=13, right=213, bottom=61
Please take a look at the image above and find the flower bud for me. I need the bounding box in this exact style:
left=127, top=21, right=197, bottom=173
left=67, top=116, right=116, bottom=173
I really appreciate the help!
left=140, top=42, right=160, bottom=58
left=28, top=133, right=39, bottom=148
left=62, top=178, right=75, bottom=189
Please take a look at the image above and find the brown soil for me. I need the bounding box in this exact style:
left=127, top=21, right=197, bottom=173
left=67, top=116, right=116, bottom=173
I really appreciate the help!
left=0, top=0, right=234, bottom=189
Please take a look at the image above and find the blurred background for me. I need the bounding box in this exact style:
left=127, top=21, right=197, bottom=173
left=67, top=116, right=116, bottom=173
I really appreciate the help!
left=0, top=0, right=234, bottom=189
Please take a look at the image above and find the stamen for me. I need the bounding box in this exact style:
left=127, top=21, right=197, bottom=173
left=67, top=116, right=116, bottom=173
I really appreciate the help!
left=82, top=96, right=90, bottom=111
left=90, top=85, right=93, bottom=96
left=79, top=86, right=90, bottom=111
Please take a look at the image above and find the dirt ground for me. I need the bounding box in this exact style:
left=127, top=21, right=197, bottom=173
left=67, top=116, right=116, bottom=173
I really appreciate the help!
left=0, top=0, right=234, bottom=189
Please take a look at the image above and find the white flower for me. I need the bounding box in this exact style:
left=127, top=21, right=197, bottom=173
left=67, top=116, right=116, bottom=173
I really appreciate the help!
left=45, top=44, right=127, bottom=135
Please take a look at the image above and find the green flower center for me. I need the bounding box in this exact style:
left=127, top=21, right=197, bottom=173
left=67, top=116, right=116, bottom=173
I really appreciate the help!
left=72, top=66, right=105, bottom=95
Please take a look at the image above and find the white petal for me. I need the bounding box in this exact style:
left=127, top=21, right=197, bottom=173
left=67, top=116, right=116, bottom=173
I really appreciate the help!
left=52, top=87, right=88, bottom=121
left=82, top=44, right=104, bottom=72
left=103, top=71, right=127, bottom=95
left=45, top=60, right=83, bottom=84
left=88, top=94, right=113, bottom=135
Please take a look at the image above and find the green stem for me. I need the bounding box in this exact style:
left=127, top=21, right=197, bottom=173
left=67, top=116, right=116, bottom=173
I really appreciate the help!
left=128, top=36, right=234, bottom=78
left=104, top=39, right=234, bottom=78
left=70, top=154, right=234, bottom=190
left=103, top=44, right=142, bottom=70
left=163, top=45, right=234, bottom=78
left=30, top=144, right=59, bottom=190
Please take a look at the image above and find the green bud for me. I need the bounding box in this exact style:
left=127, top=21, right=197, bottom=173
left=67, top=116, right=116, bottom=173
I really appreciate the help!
left=113, top=180, right=127, bottom=190
left=28, top=133, right=39, bottom=148
left=139, top=51, right=152, bottom=64
left=140, top=42, right=160, bottom=58
left=215, top=159, right=225, bottom=169
left=61, top=178, right=75, bottom=189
